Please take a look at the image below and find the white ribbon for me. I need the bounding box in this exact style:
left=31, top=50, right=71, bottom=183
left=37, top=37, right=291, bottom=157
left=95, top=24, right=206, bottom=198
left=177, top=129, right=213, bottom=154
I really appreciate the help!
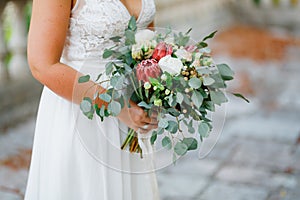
left=137, top=131, right=153, bottom=157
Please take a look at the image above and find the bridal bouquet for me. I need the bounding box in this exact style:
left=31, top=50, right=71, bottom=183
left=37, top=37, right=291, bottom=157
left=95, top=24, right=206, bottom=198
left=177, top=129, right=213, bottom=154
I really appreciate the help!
left=79, top=17, right=248, bottom=158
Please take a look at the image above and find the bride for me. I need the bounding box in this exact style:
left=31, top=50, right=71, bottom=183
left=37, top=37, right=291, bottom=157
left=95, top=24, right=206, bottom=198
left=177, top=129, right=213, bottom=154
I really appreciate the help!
left=25, top=0, right=160, bottom=199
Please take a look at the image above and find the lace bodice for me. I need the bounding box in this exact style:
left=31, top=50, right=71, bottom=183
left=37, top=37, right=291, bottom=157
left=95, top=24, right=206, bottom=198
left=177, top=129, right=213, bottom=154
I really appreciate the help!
left=62, top=0, right=156, bottom=61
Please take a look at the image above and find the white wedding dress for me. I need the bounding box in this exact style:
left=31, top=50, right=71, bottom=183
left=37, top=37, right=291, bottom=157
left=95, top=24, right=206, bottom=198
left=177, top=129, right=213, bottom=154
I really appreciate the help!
left=25, top=0, right=160, bottom=199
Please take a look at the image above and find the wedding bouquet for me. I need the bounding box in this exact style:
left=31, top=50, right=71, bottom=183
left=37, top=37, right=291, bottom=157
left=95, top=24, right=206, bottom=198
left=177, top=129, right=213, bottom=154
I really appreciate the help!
left=79, top=17, right=248, bottom=158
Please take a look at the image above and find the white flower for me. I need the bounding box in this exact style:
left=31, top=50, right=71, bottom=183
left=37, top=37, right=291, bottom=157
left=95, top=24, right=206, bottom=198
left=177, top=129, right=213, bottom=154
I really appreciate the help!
left=135, top=29, right=156, bottom=44
left=175, top=48, right=192, bottom=62
left=158, top=55, right=183, bottom=75
left=161, top=74, right=167, bottom=81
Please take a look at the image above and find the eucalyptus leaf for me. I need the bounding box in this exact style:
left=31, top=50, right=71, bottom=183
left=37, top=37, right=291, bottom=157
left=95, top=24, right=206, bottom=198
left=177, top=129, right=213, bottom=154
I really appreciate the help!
left=138, top=101, right=152, bottom=109
left=109, top=36, right=122, bottom=42
left=128, top=16, right=137, bottom=31
left=191, top=91, right=204, bottom=109
left=174, top=142, right=188, bottom=156
left=217, top=64, right=234, bottom=81
left=108, top=101, right=121, bottom=116
left=80, top=99, right=93, bottom=113
left=150, top=131, right=158, bottom=145
left=182, top=138, right=198, bottom=151
left=198, top=122, right=210, bottom=138
left=162, top=136, right=172, bottom=150
left=232, top=93, right=250, bottom=103
left=176, top=92, right=184, bottom=104
left=78, top=75, right=90, bottom=83
left=105, top=62, right=114, bottom=75
left=103, top=49, right=113, bottom=59
left=210, top=90, right=228, bottom=105
left=99, top=93, right=112, bottom=102
left=203, top=76, right=215, bottom=86
left=166, top=121, right=178, bottom=134
left=202, top=30, right=217, bottom=41
left=189, top=78, right=202, bottom=89
left=158, top=118, right=168, bottom=128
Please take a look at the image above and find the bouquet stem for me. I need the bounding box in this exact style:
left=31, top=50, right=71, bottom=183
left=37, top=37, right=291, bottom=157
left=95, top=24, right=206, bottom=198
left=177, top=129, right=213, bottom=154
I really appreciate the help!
left=121, top=128, right=142, bottom=155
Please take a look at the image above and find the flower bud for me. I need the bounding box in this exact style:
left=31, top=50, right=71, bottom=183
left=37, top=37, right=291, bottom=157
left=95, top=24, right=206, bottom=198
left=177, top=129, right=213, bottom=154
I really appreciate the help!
left=144, top=82, right=151, bottom=90
left=154, top=99, right=162, bottom=106
left=165, top=89, right=171, bottom=95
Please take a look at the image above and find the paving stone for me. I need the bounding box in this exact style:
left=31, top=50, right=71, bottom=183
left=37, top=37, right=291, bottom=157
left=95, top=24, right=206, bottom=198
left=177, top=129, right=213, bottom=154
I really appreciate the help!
left=0, top=118, right=35, bottom=160
left=0, top=191, right=21, bottom=200
left=199, top=182, right=269, bottom=200
left=158, top=173, right=208, bottom=199
left=165, top=158, right=221, bottom=177
left=216, top=165, right=271, bottom=186
left=0, top=167, right=28, bottom=196
left=222, top=111, right=300, bottom=144
left=231, top=139, right=295, bottom=171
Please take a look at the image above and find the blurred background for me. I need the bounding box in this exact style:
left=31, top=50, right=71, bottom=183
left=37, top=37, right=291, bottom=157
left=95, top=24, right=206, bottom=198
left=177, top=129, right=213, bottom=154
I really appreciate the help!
left=0, top=0, right=299, bottom=199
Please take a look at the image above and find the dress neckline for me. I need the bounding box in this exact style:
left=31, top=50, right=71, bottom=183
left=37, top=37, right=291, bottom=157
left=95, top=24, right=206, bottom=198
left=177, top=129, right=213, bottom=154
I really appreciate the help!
left=118, top=0, right=144, bottom=23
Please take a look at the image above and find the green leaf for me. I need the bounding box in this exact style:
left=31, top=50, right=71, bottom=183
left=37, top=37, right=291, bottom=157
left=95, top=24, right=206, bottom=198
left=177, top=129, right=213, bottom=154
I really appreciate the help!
left=125, top=30, right=136, bottom=45
left=162, top=136, right=172, bottom=150
left=103, top=49, right=113, bottom=59
left=203, top=76, right=215, bottom=86
left=217, top=64, right=234, bottom=81
left=80, top=99, right=93, bottom=113
left=202, top=30, right=217, bottom=41
left=232, top=93, right=250, bottom=103
left=198, top=122, right=210, bottom=138
left=99, top=93, right=111, bottom=102
left=191, top=91, right=204, bottom=109
left=109, top=36, right=122, bottom=42
left=158, top=118, right=168, bottom=128
left=138, top=101, right=153, bottom=109
left=197, top=42, right=208, bottom=49
left=78, top=75, right=90, bottom=83
left=176, top=92, right=184, bottom=104
left=108, top=101, right=122, bottom=116
left=174, top=142, right=188, bottom=156
left=157, top=128, right=164, bottom=135
left=128, top=16, right=137, bottom=31
left=166, top=121, right=178, bottom=134
left=105, top=62, right=114, bottom=75
left=210, top=90, right=228, bottom=105
left=188, top=78, right=202, bottom=89
left=150, top=131, right=158, bottom=145
left=182, top=138, right=198, bottom=151
left=110, top=75, right=125, bottom=90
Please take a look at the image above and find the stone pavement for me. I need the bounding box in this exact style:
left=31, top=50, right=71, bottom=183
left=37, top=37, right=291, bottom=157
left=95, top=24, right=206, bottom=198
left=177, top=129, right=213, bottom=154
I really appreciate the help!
left=1, top=27, right=300, bottom=200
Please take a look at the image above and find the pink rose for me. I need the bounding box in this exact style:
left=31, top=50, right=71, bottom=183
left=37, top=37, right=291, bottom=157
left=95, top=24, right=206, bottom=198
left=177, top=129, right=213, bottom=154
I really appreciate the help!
left=152, top=42, right=173, bottom=61
left=136, top=59, right=161, bottom=82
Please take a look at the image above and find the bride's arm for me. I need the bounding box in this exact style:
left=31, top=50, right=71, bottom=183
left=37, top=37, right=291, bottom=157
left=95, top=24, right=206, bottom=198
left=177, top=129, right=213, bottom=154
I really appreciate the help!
left=28, top=0, right=157, bottom=132
left=28, top=0, right=90, bottom=104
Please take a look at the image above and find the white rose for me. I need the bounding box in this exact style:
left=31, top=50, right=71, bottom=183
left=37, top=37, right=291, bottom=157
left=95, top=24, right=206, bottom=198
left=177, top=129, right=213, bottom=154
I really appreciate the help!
left=175, top=48, right=192, bottom=61
left=158, top=55, right=183, bottom=75
left=135, top=29, right=156, bottom=44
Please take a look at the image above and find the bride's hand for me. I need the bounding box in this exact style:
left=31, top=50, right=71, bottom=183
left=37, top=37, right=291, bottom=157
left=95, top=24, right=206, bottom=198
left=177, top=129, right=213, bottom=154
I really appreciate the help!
left=117, top=101, right=158, bottom=134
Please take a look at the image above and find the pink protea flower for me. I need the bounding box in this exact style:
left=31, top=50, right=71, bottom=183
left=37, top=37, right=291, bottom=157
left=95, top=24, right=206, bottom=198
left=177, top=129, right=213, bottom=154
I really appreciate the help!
left=152, top=42, right=173, bottom=61
left=136, top=59, right=161, bottom=82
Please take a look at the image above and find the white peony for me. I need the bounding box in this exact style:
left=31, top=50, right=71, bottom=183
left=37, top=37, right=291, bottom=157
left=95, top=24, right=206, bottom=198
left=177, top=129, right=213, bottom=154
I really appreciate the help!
left=158, top=55, right=183, bottom=75
left=175, top=48, right=192, bottom=62
left=135, top=29, right=156, bottom=44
